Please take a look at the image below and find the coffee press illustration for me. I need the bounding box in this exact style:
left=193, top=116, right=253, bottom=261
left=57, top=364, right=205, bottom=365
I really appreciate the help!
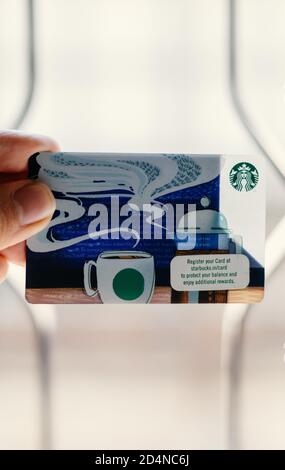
left=171, top=208, right=243, bottom=303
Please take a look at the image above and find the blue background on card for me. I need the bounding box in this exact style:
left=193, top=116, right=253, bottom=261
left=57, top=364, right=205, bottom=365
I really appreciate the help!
left=26, top=170, right=221, bottom=288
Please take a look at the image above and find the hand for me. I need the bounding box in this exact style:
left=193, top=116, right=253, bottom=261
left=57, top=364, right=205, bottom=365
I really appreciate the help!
left=0, top=130, right=60, bottom=282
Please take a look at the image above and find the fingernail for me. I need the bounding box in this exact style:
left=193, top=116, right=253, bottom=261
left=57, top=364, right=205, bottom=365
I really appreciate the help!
left=13, top=182, right=55, bottom=226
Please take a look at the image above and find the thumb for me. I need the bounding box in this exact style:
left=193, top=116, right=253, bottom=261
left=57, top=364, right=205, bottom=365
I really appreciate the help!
left=0, top=180, right=55, bottom=251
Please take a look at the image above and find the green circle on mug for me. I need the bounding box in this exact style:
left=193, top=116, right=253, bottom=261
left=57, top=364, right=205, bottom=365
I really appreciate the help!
left=112, top=268, right=144, bottom=301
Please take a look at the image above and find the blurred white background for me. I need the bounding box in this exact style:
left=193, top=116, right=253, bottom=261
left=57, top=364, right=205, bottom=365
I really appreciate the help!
left=0, top=0, right=285, bottom=449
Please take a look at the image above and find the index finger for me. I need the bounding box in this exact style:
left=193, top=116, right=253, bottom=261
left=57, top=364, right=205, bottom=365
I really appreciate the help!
left=0, top=130, right=60, bottom=178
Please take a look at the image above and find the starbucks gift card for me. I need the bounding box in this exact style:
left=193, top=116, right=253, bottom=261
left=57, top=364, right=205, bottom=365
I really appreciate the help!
left=26, top=153, right=265, bottom=304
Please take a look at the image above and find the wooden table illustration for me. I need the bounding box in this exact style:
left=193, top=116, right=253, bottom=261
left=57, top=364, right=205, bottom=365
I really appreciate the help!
left=26, top=287, right=264, bottom=304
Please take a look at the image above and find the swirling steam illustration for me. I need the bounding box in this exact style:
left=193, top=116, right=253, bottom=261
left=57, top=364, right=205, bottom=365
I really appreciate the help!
left=27, top=153, right=222, bottom=253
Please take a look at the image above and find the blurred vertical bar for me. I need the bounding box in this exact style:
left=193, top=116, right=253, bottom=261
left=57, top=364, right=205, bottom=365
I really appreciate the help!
left=6, top=0, right=57, bottom=450
left=228, top=0, right=285, bottom=182
left=221, top=0, right=285, bottom=450
left=12, top=0, right=36, bottom=129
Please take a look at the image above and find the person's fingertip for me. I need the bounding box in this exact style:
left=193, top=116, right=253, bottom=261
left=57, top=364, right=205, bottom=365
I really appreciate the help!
left=13, top=181, right=56, bottom=226
left=0, top=130, right=60, bottom=173
left=29, top=133, right=60, bottom=152
left=1, top=242, right=26, bottom=266
left=0, top=255, right=8, bottom=283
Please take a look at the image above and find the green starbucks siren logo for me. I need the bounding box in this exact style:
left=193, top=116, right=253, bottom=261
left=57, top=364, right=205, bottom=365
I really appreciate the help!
left=229, top=162, right=259, bottom=192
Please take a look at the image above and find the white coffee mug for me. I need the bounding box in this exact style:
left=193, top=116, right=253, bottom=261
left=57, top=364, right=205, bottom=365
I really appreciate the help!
left=83, top=251, right=155, bottom=303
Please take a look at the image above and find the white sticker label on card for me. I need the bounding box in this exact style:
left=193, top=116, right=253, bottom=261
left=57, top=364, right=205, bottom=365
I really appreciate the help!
left=170, top=254, right=250, bottom=291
